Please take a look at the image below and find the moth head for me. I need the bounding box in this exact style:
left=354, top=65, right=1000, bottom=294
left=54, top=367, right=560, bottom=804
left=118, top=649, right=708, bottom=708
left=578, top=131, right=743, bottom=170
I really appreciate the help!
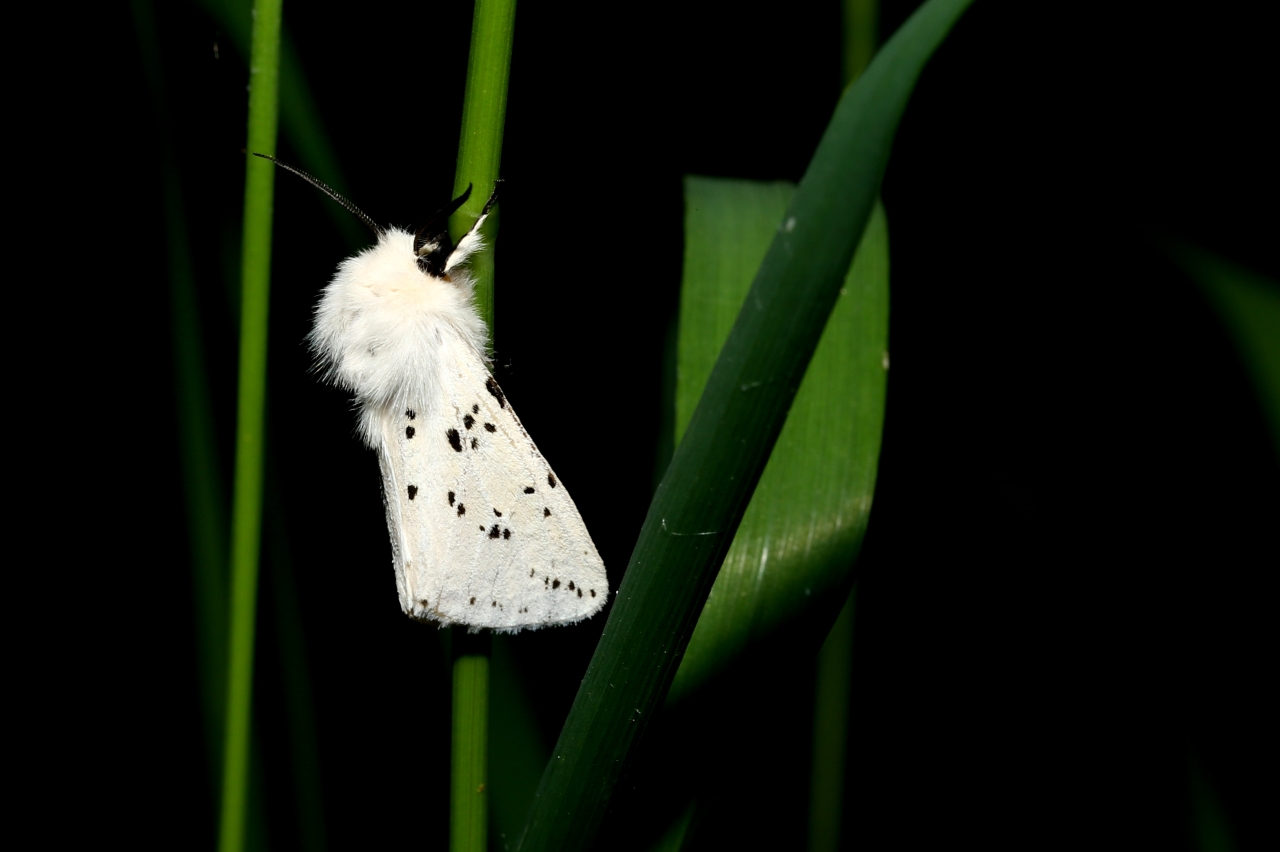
left=414, top=182, right=501, bottom=278
left=413, top=184, right=473, bottom=277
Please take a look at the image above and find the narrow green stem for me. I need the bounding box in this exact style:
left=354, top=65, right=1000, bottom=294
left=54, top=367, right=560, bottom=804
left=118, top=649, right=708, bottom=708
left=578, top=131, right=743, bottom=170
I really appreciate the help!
left=218, top=1, right=282, bottom=850
left=842, top=0, right=878, bottom=87
left=449, top=0, right=516, bottom=342
left=452, top=632, right=492, bottom=852
left=808, top=588, right=857, bottom=852
left=448, top=3, right=516, bottom=850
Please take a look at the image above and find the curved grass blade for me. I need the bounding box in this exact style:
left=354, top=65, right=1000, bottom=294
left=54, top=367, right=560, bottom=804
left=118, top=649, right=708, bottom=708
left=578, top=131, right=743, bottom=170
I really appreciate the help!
left=517, top=2, right=974, bottom=849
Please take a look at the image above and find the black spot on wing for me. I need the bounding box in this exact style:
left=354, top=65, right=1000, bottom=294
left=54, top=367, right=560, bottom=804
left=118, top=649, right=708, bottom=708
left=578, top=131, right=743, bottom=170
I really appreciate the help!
left=472, top=404, right=480, bottom=414
left=552, top=579, right=561, bottom=589
left=590, top=589, right=596, bottom=597
left=471, top=437, right=478, bottom=449
left=548, top=473, right=557, bottom=488
left=457, top=503, right=466, bottom=516
left=484, top=422, right=496, bottom=433
left=448, top=491, right=455, bottom=506
left=407, top=485, right=418, bottom=500
left=493, top=508, right=502, bottom=517
left=447, top=429, right=462, bottom=452
left=470, top=597, right=476, bottom=605
left=578, top=589, right=583, bottom=597
left=524, top=486, right=535, bottom=494
left=488, top=524, right=501, bottom=538
left=485, top=377, right=506, bottom=408
left=503, top=529, right=511, bottom=539
left=406, top=409, right=416, bottom=419
left=544, top=508, right=551, bottom=517
left=406, top=425, right=415, bottom=439
left=463, top=414, right=475, bottom=430
left=568, top=582, right=575, bottom=590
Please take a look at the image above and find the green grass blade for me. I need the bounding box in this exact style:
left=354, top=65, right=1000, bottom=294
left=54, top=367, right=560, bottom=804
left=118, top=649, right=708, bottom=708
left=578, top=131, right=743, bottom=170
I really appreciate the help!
left=517, top=2, right=973, bottom=849
left=448, top=3, right=516, bottom=850
left=449, top=0, right=517, bottom=339
left=667, top=180, right=887, bottom=704
left=1169, top=244, right=1280, bottom=462
left=219, top=0, right=282, bottom=850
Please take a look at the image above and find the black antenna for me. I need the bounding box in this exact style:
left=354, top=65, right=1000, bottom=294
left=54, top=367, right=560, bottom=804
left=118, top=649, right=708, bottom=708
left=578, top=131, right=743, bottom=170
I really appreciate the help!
left=252, top=152, right=383, bottom=238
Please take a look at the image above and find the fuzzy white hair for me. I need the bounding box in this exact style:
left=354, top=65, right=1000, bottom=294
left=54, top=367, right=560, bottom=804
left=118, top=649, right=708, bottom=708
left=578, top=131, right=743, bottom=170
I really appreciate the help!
left=309, top=227, right=489, bottom=448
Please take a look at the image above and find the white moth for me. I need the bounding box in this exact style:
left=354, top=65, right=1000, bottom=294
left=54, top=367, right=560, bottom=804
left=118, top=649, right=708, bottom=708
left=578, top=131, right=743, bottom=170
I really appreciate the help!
left=257, top=154, right=608, bottom=632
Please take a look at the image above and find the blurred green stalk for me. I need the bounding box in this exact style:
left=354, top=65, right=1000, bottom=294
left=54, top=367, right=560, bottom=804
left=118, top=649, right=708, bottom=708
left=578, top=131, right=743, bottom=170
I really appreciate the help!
left=219, top=0, right=282, bottom=850
left=128, top=0, right=230, bottom=789
left=448, top=2, right=516, bottom=850
left=809, top=5, right=878, bottom=849
left=808, top=590, right=857, bottom=852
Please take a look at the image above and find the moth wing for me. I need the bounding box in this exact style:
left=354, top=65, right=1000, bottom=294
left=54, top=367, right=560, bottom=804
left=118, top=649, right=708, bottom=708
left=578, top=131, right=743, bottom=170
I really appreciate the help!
left=378, top=337, right=608, bottom=632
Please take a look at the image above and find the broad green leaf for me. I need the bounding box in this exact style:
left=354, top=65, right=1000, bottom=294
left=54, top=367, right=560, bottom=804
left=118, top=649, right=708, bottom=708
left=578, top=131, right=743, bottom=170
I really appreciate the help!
left=517, top=2, right=974, bottom=849
left=667, top=178, right=887, bottom=705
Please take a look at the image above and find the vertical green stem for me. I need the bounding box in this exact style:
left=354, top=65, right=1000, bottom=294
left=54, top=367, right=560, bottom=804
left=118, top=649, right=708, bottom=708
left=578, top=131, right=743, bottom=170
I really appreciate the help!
left=808, top=589, right=857, bottom=852
left=452, top=632, right=492, bottom=852
left=219, top=1, right=283, bottom=851
left=449, top=0, right=516, bottom=341
left=448, top=2, right=516, bottom=850
left=842, top=0, right=878, bottom=87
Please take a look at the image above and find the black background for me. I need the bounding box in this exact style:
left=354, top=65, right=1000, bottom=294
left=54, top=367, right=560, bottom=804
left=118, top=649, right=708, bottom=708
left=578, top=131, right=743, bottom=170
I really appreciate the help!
left=75, top=1, right=1276, bottom=849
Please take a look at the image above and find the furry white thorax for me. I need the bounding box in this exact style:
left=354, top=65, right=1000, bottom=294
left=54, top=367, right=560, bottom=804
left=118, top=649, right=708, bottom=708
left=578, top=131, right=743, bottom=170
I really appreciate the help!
left=309, top=227, right=489, bottom=447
